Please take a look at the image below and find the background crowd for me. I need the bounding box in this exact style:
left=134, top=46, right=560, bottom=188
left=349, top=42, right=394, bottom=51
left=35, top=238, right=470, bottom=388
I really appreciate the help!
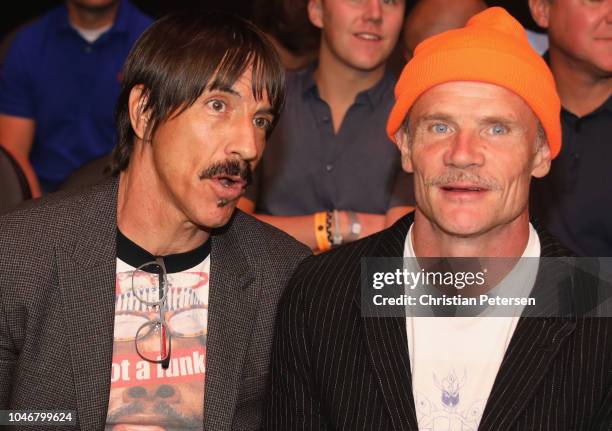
left=0, top=0, right=610, bottom=257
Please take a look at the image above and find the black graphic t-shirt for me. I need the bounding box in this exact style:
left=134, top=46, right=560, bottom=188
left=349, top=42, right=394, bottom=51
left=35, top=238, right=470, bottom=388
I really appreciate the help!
left=105, top=230, right=211, bottom=431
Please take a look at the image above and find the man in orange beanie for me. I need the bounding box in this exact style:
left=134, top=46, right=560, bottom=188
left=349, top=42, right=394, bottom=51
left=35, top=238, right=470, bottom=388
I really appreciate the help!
left=266, top=7, right=611, bottom=430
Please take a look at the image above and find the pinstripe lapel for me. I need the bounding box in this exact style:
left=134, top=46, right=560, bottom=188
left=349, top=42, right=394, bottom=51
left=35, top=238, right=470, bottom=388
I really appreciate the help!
left=478, top=317, right=576, bottom=430
left=361, top=213, right=420, bottom=431
left=479, top=228, right=577, bottom=430
left=204, top=215, right=256, bottom=431
left=56, top=178, right=118, bottom=430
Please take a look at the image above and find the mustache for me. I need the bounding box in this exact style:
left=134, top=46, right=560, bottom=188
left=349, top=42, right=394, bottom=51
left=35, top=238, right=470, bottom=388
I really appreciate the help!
left=198, top=159, right=253, bottom=185
left=425, top=170, right=502, bottom=191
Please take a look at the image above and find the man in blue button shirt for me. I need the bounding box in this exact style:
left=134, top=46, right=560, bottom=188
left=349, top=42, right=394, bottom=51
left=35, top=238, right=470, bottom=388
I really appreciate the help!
left=0, top=0, right=151, bottom=192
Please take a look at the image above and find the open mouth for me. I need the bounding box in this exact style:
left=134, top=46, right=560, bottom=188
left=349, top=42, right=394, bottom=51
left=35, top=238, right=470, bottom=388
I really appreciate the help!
left=214, top=175, right=246, bottom=189
left=207, top=175, right=247, bottom=204
left=354, top=32, right=382, bottom=41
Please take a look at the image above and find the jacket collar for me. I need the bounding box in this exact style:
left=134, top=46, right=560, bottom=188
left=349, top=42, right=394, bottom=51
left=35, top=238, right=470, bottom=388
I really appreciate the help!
left=358, top=212, right=578, bottom=431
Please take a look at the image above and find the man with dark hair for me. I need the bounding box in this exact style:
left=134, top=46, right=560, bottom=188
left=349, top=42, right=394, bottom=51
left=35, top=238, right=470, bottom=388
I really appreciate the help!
left=0, top=10, right=309, bottom=430
left=0, top=0, right=152, bottom=193
left=266, top=8, right=611, bottom=430
left=528, top=0, right=612, bottom=257
left=239, top=0, right=414, bottom=253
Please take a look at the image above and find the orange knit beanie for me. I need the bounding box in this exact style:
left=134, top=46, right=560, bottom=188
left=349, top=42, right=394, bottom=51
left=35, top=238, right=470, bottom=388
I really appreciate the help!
left=386, top=7, right=562, bottom=159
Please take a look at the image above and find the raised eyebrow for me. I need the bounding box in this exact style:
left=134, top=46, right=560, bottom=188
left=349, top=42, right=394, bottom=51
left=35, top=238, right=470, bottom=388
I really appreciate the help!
left=208, top=85, right=241, bottom=98
left=255, top=107, right=275, bottom=117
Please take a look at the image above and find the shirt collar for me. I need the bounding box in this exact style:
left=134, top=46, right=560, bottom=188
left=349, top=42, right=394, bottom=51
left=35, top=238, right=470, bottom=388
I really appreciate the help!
left=56, top=0, right=130, bottom=37
left=301, top=63, right=395, bottom=109
left=403, top=222, right=541, bottom=259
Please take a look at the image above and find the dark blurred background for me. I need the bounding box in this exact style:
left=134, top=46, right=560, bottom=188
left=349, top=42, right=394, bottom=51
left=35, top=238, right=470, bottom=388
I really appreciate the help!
left=0, top=0, right=543, bottom=42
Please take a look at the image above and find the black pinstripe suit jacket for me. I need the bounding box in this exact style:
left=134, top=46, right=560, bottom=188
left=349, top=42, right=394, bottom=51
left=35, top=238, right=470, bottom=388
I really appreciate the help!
left=266, top=213, right=612, bottom=431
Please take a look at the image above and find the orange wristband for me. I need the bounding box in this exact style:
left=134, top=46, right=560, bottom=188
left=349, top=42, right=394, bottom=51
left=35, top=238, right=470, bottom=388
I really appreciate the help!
left=314, top=211, right=331, bottom=251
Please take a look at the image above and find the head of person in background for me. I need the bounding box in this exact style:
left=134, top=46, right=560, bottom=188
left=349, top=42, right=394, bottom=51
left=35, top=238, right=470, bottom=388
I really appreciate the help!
left=308, top=0, right=406, bottom=76
left=528, top=0, right=611, bottom=115
left=402, top=0, right=487, bottom=60
left=387, top=6, right=561, bottom=257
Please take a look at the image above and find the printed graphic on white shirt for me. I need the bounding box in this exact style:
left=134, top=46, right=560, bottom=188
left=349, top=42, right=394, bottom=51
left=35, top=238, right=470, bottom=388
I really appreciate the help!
left=105, top=257, right=210, bottom=431
left=414, top=369, right=487, bottom=431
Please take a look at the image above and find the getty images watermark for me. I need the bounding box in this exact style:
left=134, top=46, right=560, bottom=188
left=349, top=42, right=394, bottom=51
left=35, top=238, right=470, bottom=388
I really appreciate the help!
left=360, top=257, right=612, bottom=318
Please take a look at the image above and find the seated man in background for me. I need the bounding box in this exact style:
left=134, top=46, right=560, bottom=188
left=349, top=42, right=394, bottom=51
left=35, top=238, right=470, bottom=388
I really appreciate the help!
left=0, top=11, right=309, bottom=430
left=239, top=0, right=414, bottom=253
left=266, top=8, right=611, bottom=430
left=0, top=0, right=151, bottom=192
left=528, top=0, right=612, bottom=256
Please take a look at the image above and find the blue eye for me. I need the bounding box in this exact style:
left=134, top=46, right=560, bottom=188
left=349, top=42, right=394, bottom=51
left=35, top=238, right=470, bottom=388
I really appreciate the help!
left=490, top=124, right=508, bottom=135
left=432, top=123, right=449, bottom=133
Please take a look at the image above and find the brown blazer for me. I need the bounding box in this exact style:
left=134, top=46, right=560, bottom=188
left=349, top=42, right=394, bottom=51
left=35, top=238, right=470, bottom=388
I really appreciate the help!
left=0, top=177, right=310, bottom=430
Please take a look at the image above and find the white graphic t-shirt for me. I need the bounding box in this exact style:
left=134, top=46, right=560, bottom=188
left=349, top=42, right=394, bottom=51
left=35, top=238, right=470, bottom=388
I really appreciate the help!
left=404, top=224, right=540, bottom=431
left=105, top=230, right=210, bottom=431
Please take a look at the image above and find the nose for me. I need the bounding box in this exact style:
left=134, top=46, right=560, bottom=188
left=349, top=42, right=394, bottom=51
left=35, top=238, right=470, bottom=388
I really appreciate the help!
left=226, top=115, right=260, bottom=163
left=443, top=129, right=485, bottom=169
left=364, top=0, right=383, bottom=23
left=123, top=384, right=181, bottom=404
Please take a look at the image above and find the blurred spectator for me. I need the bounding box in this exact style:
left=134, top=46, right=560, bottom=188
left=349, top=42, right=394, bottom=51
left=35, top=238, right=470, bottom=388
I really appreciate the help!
left=253, top=0, right=319, bottom=70
left=529, top=0, right=612, bottom=256
left=0, top=0, right=151, bottom=193
left=403, top=0, right=487, bottom=60
left=239, top=0, right=414, bottom=252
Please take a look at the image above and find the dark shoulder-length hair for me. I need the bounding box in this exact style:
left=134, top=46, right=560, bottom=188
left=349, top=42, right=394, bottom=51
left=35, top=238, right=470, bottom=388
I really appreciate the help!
left=109, top=10, right=285, bottom=175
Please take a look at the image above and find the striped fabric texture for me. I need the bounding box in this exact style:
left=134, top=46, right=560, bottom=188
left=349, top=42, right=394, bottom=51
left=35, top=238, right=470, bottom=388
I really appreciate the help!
left=266, top=213, right=612, bottom=431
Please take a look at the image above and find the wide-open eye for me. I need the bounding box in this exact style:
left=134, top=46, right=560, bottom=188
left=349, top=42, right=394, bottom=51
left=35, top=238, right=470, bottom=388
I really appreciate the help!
left=207, top=99, right=226, bottom=112
left=431, top=123, right=450, bottom=134
left=253, top=116, right=272, bottom=130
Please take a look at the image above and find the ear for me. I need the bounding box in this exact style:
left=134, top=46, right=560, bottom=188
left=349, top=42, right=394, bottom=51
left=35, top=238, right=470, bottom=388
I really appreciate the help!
left=307, top=0, right=324, bottom=29
left=528, top=0, right=551, bottom=29
left=531, top=141, right=551, bottom=178
left=128, top=84, right=151, bottom=141
left=395, top=128, right=414, bottom=173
